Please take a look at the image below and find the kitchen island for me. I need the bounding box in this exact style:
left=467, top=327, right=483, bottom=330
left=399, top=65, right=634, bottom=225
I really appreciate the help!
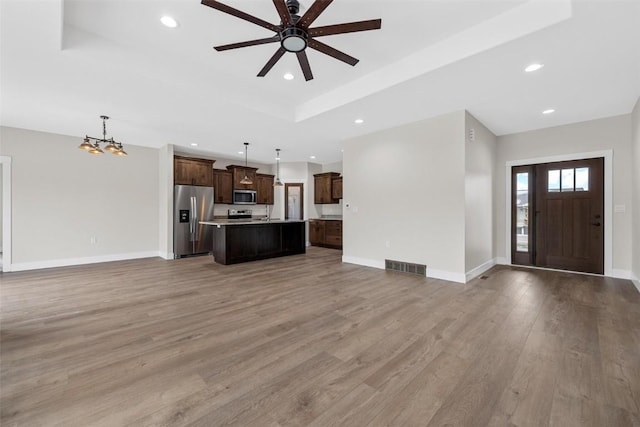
left=200, top=219, right=306, bottom=265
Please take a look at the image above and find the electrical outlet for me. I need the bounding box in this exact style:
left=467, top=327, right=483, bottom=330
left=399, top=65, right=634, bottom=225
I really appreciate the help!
left=90, top=236, right=97, bottom=244
left=385, top=240, right=390, bottom=248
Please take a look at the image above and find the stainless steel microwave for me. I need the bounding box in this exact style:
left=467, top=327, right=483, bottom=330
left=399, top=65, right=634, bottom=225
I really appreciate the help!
left=233, top=189, right=257, bottom=205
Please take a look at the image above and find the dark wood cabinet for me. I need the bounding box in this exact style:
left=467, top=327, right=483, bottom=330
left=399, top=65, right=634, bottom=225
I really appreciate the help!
left=213, top=169, right=233, bottom=204
left=314, top=172, right=341, bottom=204
left=211, top=222, right=306, bottom=265
left=174, top=156, right=214, bottom=186
left=256, top=173, right=275, bottom=205
left=227, top=165, right=258, bottom=190
left=309, top=219, right=342, bottom=249
left=309, top=220, right=325, bottom=245
left=332, top=176, right=343, bottom=200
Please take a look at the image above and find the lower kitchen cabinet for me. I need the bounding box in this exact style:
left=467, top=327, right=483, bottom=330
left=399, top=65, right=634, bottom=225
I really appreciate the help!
left=309, top=219, right=342, bottom=249
left=211, top=221, right=306, bottom=265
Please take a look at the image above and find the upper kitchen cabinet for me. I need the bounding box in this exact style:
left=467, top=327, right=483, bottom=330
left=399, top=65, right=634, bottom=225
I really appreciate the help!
left=314, top=172, right=341, bottom=204
left=256, top=173, right=275, bottom=205
left=174, top=156, right=214, bottom=186
left=213, top=169, right=233, bottom=204
left=227, top=165, right=258, bottom=191
left=332, top=176, right=343, bottom=200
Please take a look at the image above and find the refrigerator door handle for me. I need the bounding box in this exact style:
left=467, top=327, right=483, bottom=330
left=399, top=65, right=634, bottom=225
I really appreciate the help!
left=190, top=196, right=196, bottom=234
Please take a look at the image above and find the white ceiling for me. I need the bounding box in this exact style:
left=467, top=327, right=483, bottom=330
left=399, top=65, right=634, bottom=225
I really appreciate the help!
left=1, top=0, right=639, bottom=164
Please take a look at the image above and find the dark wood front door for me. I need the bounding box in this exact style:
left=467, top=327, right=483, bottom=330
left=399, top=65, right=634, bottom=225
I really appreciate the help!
left=534, top=158, right=604, bottom=274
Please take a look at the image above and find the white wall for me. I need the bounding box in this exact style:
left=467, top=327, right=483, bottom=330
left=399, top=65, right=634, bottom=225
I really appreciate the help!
left=0, top=163, right=3, bottom=253
left=465, top=112, right=496, bottom=275
left=343, top=111, right=467, bottom=282
left=0, top=126, right=160, bottom=270
left=631, top=98, right=640, bottom=286
left=495, top=114, right=633, bottom=275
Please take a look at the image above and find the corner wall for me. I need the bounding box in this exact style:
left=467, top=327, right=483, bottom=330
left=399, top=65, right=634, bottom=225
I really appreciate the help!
left=343, top=111, right=467, bottom=282
left=0, top=126, right=160, bottom=270
left=465, top=112, right=497, bottom=279
left=631, top=98, right=640, bottom=290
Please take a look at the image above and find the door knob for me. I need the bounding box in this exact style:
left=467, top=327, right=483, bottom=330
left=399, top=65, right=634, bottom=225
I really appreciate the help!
left=591, top=222, right=601, bottom=226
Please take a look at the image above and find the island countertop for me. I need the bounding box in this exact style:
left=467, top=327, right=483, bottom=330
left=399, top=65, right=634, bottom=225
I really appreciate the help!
left=200, top=219, right=306, bottom=228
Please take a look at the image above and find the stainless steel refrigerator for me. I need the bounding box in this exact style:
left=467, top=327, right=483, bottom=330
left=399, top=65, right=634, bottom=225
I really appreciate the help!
left=174, top=185, right=215, bottom=258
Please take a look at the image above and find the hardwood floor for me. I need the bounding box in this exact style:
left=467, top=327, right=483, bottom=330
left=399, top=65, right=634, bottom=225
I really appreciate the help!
left=1, top=247, right=639, bottom=426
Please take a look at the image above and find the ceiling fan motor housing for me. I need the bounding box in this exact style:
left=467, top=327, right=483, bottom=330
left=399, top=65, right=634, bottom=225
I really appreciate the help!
left=281, top=27, right=308, bottom=52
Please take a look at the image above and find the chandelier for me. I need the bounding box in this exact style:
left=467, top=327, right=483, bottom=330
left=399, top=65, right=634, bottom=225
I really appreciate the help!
left=78, top=115, right=127, bottom=156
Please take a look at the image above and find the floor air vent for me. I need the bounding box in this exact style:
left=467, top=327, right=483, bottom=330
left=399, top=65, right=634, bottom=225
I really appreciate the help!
left=385, top=259, right=427, bottom=276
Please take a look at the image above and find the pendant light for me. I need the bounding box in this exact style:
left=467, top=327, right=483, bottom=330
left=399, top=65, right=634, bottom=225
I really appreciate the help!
left=273, top=148, right=283, bottom=187
left=240, top=142, right=253, bottom=185
left=78, top=115, right=127, bottom=156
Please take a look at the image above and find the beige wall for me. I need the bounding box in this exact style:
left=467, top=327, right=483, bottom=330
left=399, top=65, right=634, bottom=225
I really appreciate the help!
left=343, top=111, right=467, bottom=281
left=495, top=114, right=633, bottom=274
left=0, top=126, right=160, bottom=269
left=632, top=98, right=640, bottom=284
left=465, top=112, right=497, bottom=274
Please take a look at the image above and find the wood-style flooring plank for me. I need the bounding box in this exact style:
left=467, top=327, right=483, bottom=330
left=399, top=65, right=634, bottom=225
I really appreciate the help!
left=1, top=249, right=639, bottom=426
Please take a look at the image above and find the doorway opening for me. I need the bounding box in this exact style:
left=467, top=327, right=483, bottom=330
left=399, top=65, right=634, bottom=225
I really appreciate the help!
left=285, top=183, right=304, bottom=220
left=511, top=157, right=604, bottom=274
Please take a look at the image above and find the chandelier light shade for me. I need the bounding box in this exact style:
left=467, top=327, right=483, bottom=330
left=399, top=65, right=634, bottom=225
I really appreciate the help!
left=79, top=115, right=127, bottom=156
left=240, top=142, right=253, bottom=185
left=274, top=148, right=283, bottom=187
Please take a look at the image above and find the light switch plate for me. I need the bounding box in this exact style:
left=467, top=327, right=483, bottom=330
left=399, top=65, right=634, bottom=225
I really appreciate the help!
left=614, top=204, right=626, bottom=213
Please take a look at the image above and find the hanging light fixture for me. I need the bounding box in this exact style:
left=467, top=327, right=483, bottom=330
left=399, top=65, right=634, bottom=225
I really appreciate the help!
left=273, top=148, right=283, bottom=187
left=78, top=115, right=127, bottom=156
left=240, top=142, right=253, bottom=185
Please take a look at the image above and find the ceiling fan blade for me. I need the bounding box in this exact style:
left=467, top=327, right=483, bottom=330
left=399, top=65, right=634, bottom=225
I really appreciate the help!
left=214, top=36, right=280, bottom=51
left=308, top=19, right=382, bottom=37
left=201, top=0, right=280, bottom=32
left=307, top=39, right=359, bottom=66
left=272, top=0, right=292, bottom=27
left=298, top=0, right=334, bottom=30
left=296, top=51, right=314, bottom=81
left=258, top=47, right=287, bottom=77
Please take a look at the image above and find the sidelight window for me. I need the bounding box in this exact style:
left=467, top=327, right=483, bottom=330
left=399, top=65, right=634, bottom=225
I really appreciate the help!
left=515, top=172, right=529, bottom=252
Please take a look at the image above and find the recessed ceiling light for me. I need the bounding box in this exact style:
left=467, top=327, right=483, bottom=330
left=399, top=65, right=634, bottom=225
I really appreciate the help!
left=542, top=109, right=555, bottom=114
left=190, top=143, right=198, bottom=147
left=238, top=151, right=244, bottom=155
left=161, top=16, right=178, bottom=28
left=354, top=119, right=364, bottom=124
left=283, top=73, right=294, bottom=80
left=525, top=63, right=544, bottom=72
left=310, top=155, right=316, bottom=159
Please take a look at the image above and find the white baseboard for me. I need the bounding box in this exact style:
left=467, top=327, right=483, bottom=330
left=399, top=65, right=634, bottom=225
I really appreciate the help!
left=465, top=258, right=497, bottom=282
left=609, top=269, right=632, bottom=280
left=8, top=251, right=162, bottom=272
left=159, top=252, right=175, bottom=260
left=495, top=257, right=508, bottom=265
left=427, top=268, right=466, bottom=284
left=342, top=256, right=385, bottom=270
left=631, top=274, right=640, bottom=294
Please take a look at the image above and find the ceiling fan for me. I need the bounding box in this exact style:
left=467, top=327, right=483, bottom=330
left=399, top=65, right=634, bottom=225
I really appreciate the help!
left=201, top=0, right=382, bottom=81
